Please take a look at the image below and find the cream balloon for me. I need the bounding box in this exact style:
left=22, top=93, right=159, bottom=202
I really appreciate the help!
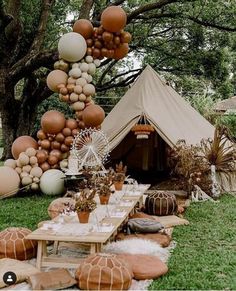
left=76, top=77, right=87, bottom=87
left=25, top=148, right=37, bottom=157
left=4, top=159, right=16, bottom=169
left=85, top=56, right=93, bottom=63
left=46, top=70, right=68, bottom=92
left=88, top=63, right=96, bottom=75
left=69, top=68, right=82, bottom=78
left=0, top=166, right=20, bottom=197
left=80, top=63, right=89, bottom=72
left=21, top=176, right=33, bottom=186
left=83, top=84, right=95, bottom=96
left=39, top=169, right=65, bottom=195
left=18, top=153, right=30, bottom=166
left=70, top=92, right=79, bottom=102
left=94, top=59, right=101, bottom=67
left=72, top=101, right=85, bottom=111
left=30, top=167, right=43, bottom=178
left=58, top=32, right=87, bottom=62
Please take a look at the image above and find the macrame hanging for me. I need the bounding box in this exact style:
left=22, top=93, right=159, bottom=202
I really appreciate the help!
left=131, top=113, right=155, bottom=139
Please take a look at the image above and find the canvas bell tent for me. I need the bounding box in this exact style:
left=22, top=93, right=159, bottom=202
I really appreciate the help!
left=101, top=65, right=215, bottom=181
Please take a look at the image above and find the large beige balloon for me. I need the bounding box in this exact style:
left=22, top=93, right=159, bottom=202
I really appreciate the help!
left=11, top=136, right=38, bottom=159
left=39, top=169, right=65, bottom=195
left=46, top=70, right=68, bottom=92
left=0, top=166, right=20, bottom=197
left=58, top=32, right=87, bottom=62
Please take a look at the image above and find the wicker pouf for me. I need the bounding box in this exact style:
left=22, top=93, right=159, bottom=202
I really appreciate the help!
left=47, top=197, right=75, bottom=219
left=0, top=227, right=37, bottom=260
left=145, top=191, right=177, bottom=216
left=75, top=253, right=133, bottom=290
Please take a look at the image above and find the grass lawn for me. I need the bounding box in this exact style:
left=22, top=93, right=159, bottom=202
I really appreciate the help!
left=150, top=194, right=236, bottom=290
left=0, top=193, right=235, bottom=290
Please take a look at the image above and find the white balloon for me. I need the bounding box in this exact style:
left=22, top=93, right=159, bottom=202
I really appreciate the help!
left=86, top=74, right=93, bottom=83
left=69, top=68, right=82, bottom=78
left=72, top=63, right=80, bottom=68
left=94, top=59, right=101, bottom=67
left=76, top=77, right=87, bottom=87
left=40, top=169, right=65, bottom=196
left=81, top=72, right=89, bottom=81
left=58, top=32, right=87, bottom=62
left=80, top=63, right=89, bottom=72
left=70, top=92, right=79, bottom=102
left=85, top=56, right=94, bottom=63
left=88, top=63, right=96, bottom=75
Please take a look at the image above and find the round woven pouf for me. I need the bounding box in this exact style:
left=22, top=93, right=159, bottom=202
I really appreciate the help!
left=47, top=197, right=76, bottom=219
left=145, top=191, right=177, bottom=216
left=0, top=227, right=37, bottom=260
left=75, top=253, right=133, bottom=290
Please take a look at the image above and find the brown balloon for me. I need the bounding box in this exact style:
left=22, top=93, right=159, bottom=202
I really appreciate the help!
left=93, top=48, right=101, bottom=59
left=121, top=31, right=132, bottom=43
left=11, top=136, right=38, bottom=159
left=51, top=164, right=59, bottom=169
left=82, top=104, right=105, bottom=127
left=36, top=150, right=48, bottom=164
left=41, top=110, right=66, bottom=134
left=51, top=140, right=61, bottom=150
left=48, top=136, right=54, bottom=142
left=86, top=48, right=93, bottom=56
left=37, top=129, right=47, bottom=140
left=114, top=36, right=121, bottom=45
left=86, top=39, right=93, bottom=47
left=102, top=31, right=113, bottom=42
left=66, top=119, right=78, bottom=130
left=67, top=84, right=75, bottom=93
left=101, top=6, right=127, bottom=33
left=38, top=140, right=42, bottom=146
left=61, top=94, right=70, bottom=103
left=61, top=144, right=70, bottom=153
left=62, top=127, right=72, bottom=137
left=97, top=26, right=104, bottom=35
left=72, top=128, right=79, bottom=136
left=48, top=155, right=59, bottom=166
left=73, top=19, right=94, bottom=39
left=41, top=139, right=51, bottom=150
left=113, top=43, right=129, bottom=60
left=75, top=111, right=83, bottom=120
left=101, top=48, right=108, bottom=57
left=50, top=149, right=62, bottom=160
left=64, top=136, right=74, bottom=147
left=78, top=120, right=86, bottom=129
left=94, top=40, right=102, bottom=49
left=55, top=132, right=65, bottom=143
left=40, top=162, right=50, bottom=172
left=60, top=87, right=68, bottom=95
left=107, top=49, right=114, bottom=58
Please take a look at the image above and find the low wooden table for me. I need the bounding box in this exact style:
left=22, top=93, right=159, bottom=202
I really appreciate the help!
left=27, top=184, right=150, bottom=270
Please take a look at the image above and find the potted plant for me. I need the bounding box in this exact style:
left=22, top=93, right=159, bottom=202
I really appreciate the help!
left=96, top=175, right=114, bottom=205
left=113, top=162, right=127, bottom=191
left=75, top=188, right=96, bottom=223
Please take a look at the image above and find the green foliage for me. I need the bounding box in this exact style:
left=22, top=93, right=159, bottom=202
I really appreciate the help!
left=33, top=95, right=73, bottom=135
left=0, top=195, right=54, bottom=231
left=216, top=113, right=236, bottom=139
left=150, top=194, right=236, bottom=290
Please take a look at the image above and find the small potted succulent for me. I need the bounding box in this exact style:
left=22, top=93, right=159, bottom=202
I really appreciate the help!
left=75, top=188, right=96, bottom=223
left=96, top=175, right=114, bottom=205
left=113, top=161, right=127, bottom=191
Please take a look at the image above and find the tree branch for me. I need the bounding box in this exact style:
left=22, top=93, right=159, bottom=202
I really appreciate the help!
left=79, top=0, right=94, bottom=19
left=0, top=1, right=13, bottom=30
left=97, top=60, right=118, bottom=86
left=9, top=49, right=58, bottom=83
left=188, top=16, right=236, bottom=32
left=127, top=0, right=180, bottom=23
left=30, top=0, right=55, bottom=52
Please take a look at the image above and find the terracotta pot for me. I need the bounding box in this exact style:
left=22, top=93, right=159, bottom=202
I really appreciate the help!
left=99, top=193, right=111, bottom=205
left=114, top=181, right=124, bottom=191
left=77, top=211, right=90, bottom=223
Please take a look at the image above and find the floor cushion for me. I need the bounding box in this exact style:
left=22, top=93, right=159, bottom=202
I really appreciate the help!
left=0, top=258, right=40, bottom=288
left=116, top=232, right=171, bottom=247
left=27, top=268, right=76, bottom=290
left=145, top=191, right=177, bottom=216
left=117, top=253, right=168, bottom=280
left=76, top=253, right=133, bottom=290
left=0, top=227, right=37, bottom=260
left=129, top=211, right=156, bottom=220
left=47, top=197, right=75, bottom=219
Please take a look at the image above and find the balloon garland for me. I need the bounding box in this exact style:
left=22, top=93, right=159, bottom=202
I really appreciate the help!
left=0, top=5, right=132, bottom=197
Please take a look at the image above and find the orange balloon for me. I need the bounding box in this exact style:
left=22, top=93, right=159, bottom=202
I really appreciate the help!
left=50, top=149, right=62, bottom=160
left=40, top=162, right=50, bottom=172
left=55, top=133, right=65, bottom=143
left=64, top=136, right=74, bottom=147
left=48, top=155, right=59, bottom=165
left=62, top=127, right=72, bottom=137
left=37, top=129, right=47, bottom=140
left=12, top=136, right=38, bottom=159
left=113, top=43, right=129, bottom=60
left=101, top=6, right=127, bottom=33
left=46, top=70, right=68, bottom=92
left=36, top=150, right=48, bottom=164
left=73, top=19, right=94, bottom=39
left=66, top=119, right=78, bottom=130
left=41, top=110, right=66, bottom=134
left=121, top=31, right=132, bottom=43
left=61, top=144, right=70, bottom=152
left=82, top=104, right=105, bottom=127
left=40, top=139, right=51, bottom=150
left=51, top=141, right=61, bottom=150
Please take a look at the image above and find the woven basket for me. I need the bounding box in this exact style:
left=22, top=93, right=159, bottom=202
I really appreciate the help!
left=75, top=253, right=133, bottom=290
left=0, top=227, right=37, bottom=260
left=145, top=191, right=177, bottom=216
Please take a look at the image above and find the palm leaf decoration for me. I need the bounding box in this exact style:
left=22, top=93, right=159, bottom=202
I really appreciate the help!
left=200, top=126, right=236, bottom=171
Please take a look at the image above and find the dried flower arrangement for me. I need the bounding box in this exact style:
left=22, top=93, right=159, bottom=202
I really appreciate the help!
left=75, top=188, right=97, bottom=212
left=115, top=161, right=127, bottom=174
left=96, top=175, right=114, bottom=197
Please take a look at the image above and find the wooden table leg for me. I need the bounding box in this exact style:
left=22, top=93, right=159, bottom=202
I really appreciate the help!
left=42, top=241, right=47, bottom=257
left=95, top=243, right=102, bottom=253
left=53, top=241, right=59, bottom=254
left=36, top=240, right=43, bottom=270
left=90, top=244, right=96, bottom=254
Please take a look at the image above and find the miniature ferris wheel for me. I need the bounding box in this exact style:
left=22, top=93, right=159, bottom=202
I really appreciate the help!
left=72, top=128, right=109, bottom=171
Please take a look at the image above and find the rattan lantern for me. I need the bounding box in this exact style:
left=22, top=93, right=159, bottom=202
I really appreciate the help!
left=131, top=114, right=154, bottom=139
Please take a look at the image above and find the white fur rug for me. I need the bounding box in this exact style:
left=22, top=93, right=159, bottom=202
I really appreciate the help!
left=103, top=238, right=170, bottom=263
